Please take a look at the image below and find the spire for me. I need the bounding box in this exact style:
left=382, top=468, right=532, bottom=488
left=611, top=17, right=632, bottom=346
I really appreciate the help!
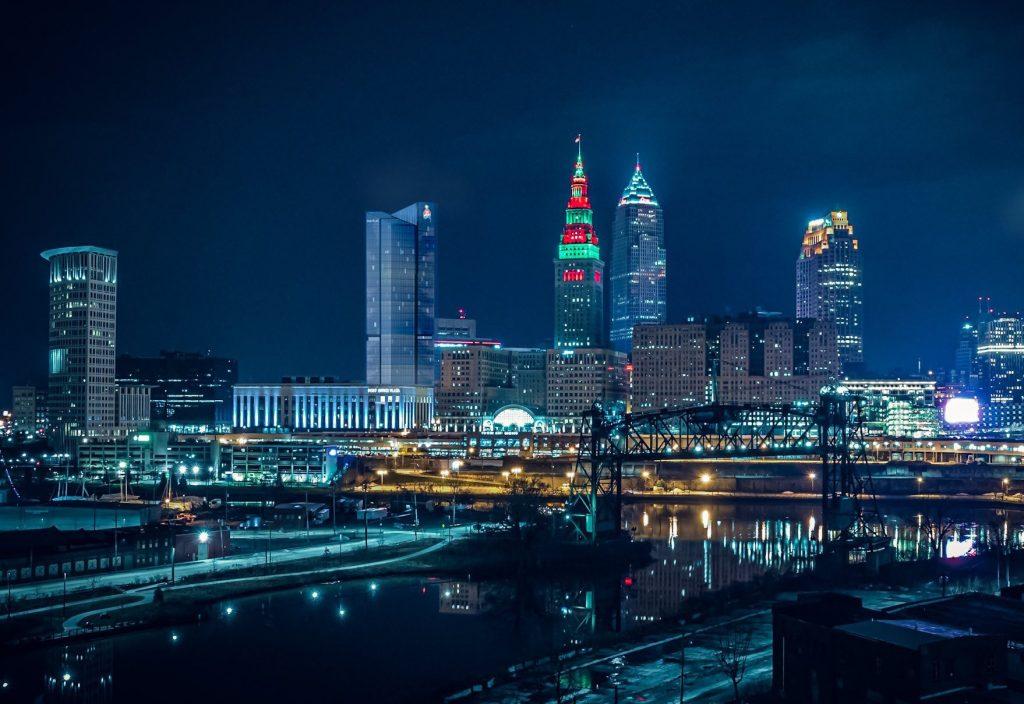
left=559, top=134, right=598, bottom=258
left=619, top=159, right=658, bottom=206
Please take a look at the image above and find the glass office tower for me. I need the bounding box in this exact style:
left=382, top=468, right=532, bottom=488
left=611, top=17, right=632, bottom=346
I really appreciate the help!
left=610, top=158, right=666, bottom=355
left=366, top=203, right=436, bottom=386
left=796, top=210, right=863, bottom=374
left=41, top=246, right=118, bottom=447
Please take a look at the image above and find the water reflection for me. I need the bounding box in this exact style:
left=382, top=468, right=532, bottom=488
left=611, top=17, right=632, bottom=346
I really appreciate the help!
left=6, top=502, right=1024, bottom=703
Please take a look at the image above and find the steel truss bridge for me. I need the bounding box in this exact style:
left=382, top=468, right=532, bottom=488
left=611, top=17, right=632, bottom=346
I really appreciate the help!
left=566, top=389, right=883, bottom=544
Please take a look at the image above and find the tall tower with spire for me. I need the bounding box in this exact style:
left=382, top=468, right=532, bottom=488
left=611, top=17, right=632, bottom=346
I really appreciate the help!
left=554, top=136, right=604, bottom=349
left=609, top=156, right=666, bottom=354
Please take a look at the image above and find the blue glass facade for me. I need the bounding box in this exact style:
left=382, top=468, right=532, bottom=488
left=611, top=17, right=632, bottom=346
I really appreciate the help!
left=609, top=164, right=665, bottom=355
left=366, top=203, right=436, bottom=386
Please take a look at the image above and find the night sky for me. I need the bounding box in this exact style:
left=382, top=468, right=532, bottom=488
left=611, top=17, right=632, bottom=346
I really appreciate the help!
left=3, top=1, right=1023, bottom=396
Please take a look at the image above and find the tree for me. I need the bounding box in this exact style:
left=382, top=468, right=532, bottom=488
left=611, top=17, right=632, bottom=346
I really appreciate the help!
left=711, top=623, right=754, bottom=703
left=503, top=476, right=544, bottom=542
left=912, top=505, right=961, bottom=559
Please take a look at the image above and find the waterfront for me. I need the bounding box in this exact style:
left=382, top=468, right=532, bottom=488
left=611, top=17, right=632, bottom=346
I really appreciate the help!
left=4, top=500, right=1024, bottom=703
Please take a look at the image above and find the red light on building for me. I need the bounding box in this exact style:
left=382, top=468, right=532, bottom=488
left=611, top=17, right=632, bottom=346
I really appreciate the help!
left=623, top=576, right=634, bottom=587
left=594, top=270, right=601, bottom=282
left=562, top=269, right=585, bottom=282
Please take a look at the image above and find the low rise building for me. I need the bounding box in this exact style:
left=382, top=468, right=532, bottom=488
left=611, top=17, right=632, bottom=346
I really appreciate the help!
left=233, top=378, right=433, bottom=432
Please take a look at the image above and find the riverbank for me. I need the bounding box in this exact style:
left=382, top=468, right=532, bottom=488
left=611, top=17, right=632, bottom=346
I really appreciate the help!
left=0, top=533, right=651, bottom=652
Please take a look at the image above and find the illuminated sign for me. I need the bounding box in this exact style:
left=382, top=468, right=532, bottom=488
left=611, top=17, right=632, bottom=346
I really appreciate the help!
left=944, top=397, right=980, bottom=425
left=422, top=204, right=431, bottom=220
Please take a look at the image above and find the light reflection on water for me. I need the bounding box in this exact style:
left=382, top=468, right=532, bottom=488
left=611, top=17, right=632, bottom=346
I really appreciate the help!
left=7, top=502, right=1024, bottom=703
left=620, top=502, right=1024, bottom=621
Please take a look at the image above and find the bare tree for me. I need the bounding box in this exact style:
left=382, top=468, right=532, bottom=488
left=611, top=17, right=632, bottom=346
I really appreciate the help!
left=711, top=623, right=754, bottom=703
left=504, top=476, right=544, bottom=542
left=912, top=505, right=961, bottom=559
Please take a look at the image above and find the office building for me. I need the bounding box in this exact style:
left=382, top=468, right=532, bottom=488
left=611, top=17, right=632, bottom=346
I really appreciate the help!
left=630, top=314, right=839, bottom=411
left=609, top=158, right=666, bottom=355
left=233, top=378, right=433, bottom=432
left=366, top=203, right=437, bottom=386
left=977, top=310, right=1024, bottom=434
left=11, top=385, right=37, bottom=432
left=554, top=139, right=604, bottom=349
left=116, top=351, right=237, bottom=432
left=115, top=383, right=151, bottom=435
left=951, top=297, right=993, bottom=390
left=842, top=379, right=939, bottom=437
left=435, top=347, right=547, bottom=430
left=436, top=310, right=476, bottom=340
left=796, top=211, right=863, bottom=374
left=545, top=348, right=628, bottom=422
left=41, top=246, right=118, bottom=447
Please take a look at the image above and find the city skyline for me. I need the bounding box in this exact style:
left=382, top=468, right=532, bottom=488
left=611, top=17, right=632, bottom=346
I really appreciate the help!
left=3, top=2, right=1023, bottom=395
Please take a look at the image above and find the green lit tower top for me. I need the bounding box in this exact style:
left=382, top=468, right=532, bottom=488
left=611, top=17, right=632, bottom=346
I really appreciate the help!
left=554, top=136, right=604, bottom=349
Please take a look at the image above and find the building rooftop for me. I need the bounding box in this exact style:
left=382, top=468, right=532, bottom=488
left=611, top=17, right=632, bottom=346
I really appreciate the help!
left=41, top=245, right=118, bottom=260
left=837, top=618, right=974, bottom=649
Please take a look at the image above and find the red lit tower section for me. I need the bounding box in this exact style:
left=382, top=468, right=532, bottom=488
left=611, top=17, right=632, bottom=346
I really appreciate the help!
left=554, top=137, right=605, bottom=349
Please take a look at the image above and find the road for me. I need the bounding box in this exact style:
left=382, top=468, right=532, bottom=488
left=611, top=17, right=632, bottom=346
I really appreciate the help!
left=477, top=586, right=944, bottom=703
left=6, top=524, right=452, bottom=607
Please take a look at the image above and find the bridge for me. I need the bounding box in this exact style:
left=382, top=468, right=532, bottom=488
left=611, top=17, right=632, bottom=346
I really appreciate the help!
left=566, top=387, right=883, bottom=545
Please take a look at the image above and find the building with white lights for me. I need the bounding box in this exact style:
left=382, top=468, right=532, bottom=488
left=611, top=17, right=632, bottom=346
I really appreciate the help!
left=232, top=378, right=433, bottom=432
left=41, top=246, right=119, bottom=447
left=796, top=211, right=863, bottom=374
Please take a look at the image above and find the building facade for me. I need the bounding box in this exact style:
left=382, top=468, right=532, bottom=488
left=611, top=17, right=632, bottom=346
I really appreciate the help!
left=366, top=203, right=437, bottom=387
left=115, top=383, right=151, bottom=436
left=842, top=379, right=939, bottom=437
left=631, top=315, right=839, bottom=412
left=11, top=385, right=36, bottom=432
left=435, top=347, right=547, bottom=430
left=609, top=159, right=665, bottom=355
left=116, top=351, right=238, bottom=432
left=795, top=211, right=863, bottom=374
left=41, top=246, right=118, bottom=447
left=977, top=311, right=1024, bottom=435
left=554, top=140, right=604, bottom=349
left=545, top=348, right=628, bottom=421
left=233, top=379, right=433, bottom=432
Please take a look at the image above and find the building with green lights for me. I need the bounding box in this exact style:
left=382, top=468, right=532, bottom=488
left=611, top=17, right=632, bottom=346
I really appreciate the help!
left=554, top=138, right=604, bottom=349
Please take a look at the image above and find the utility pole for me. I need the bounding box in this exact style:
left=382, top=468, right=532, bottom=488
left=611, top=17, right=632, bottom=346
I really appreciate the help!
left=679, top=639, right=686, bottom=703
left=363, top=481, right=369, bottom=550
left=331, top=481, right=337, bottom=537
left=305, top=489, right=310, bottom=543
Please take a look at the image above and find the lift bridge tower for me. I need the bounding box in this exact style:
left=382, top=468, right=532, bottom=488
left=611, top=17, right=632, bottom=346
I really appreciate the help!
left=565, top=387, right=888, bottom=561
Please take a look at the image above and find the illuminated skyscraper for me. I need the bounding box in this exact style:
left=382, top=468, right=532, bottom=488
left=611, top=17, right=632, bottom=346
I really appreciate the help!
left=366, top=203, right=436, bottom=386
left=610, top=157, right=666, bottom=355
left=554, top=138, right=604, bottom=349
left=41, top=246, right=118, bottom=447
left=795, top=211, right=863, bottom=373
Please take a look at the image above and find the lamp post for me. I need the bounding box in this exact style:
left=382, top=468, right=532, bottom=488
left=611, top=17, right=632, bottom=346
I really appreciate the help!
left=808, top=472, right=816, bottom=495
left=1002, top=477, right=1010, bottom=499
left=376, top=469, right=388, bottom=488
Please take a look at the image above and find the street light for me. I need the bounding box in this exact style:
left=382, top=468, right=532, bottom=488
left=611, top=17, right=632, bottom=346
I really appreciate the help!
left=699, top=472, right=712, bottom=486
left=376, top=469, right=388, bottom=487
left=501, top=470, right=510, bottom=484
left=808, top=472, right=816, bottom=494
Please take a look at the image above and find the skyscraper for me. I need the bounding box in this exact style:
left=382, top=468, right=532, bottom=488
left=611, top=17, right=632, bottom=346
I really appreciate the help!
left=795, top=210, right=863, bottom=374
left=554, top=138, right=604, bottom=349
left=366, top=202, right=436, bottom=387
left=41, top=246, right=118, bottom=447
left=610, top=157, right=665, bottom=355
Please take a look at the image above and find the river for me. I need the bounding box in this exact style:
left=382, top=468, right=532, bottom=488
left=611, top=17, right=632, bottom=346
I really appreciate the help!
left=4, top=500, right=1024, bottom=703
